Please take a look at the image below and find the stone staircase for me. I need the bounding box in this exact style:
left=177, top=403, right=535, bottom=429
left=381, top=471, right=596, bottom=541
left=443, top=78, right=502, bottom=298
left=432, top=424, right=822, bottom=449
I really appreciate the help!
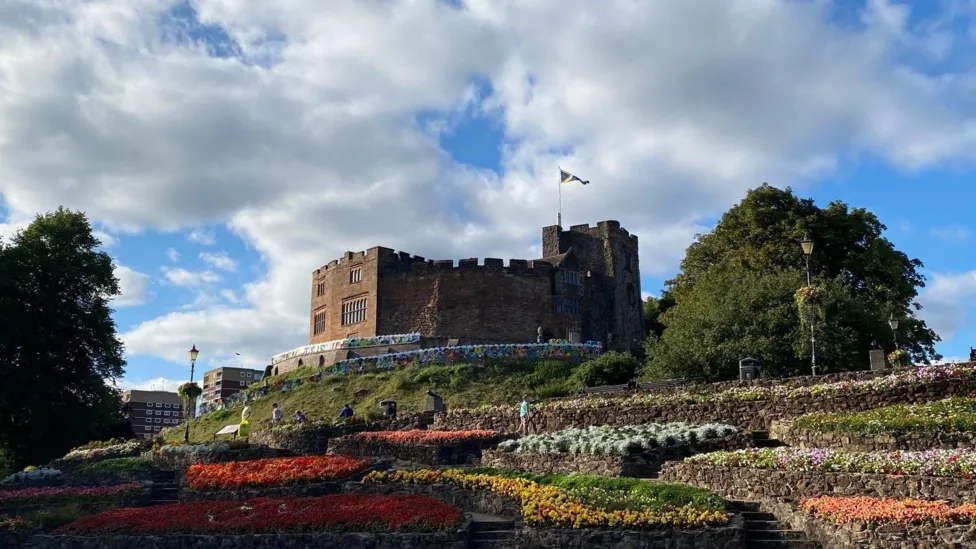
left=731, top=501, right=820, bottom=549
left=752, top=430, right=786, bottom=448
left=468, top=513, right=516, bottom=549
left=148, top=469, right=179, bottom=506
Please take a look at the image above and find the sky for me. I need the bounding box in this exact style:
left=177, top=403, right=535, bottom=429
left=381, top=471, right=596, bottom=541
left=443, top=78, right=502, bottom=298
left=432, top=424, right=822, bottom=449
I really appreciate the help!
left=2, top=0, right=976, bottom=392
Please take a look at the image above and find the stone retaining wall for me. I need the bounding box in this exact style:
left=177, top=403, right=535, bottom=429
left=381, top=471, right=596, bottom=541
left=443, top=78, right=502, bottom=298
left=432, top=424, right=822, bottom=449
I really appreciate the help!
left=761, top=499, right=976, bottom=549
left=344, top=482, right=522, bottom=520
left=437, top=376, right=976, bottom=433
left=770, top=419, right=976, bottom=452
left=659, top=462, right=976, bottom=504
left=0, top=533, right=32, bottom=549
left=328, top=435, right=512, bottom=466
left=65, top=469, right=156, bottom=487
left=516, top=516, right=745, bottom=549
left=148, top=446, right=278, bottom=482
left=29, top=529, right=470, bottom=549
left=482, top=431, right=753, bottom=477
left=248, top=413, right=436, bottom=455
left=0, top=488, right=152, bottom=517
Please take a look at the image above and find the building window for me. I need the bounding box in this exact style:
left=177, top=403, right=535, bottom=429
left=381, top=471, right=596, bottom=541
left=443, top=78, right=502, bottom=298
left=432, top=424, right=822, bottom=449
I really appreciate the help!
left=313, top=309, right=326, bottom=335
left=567, top=330, right=581, bottom=343
left=563, top=271, right=581, bottom=285
left=154, top=418, right=161, bottom=424
left=341, top=297, right=367, bottom=326
left=316, top=281, right=326, bottom=296
left=240, top=381, right=246, bottom=387
left=154, top=402, right=162, bottom=408
left=350, top=268, right=362, bottom=284
left=164, top=411, right=170, bottom=417
left=247, top=372, right=252, bottom=377
left=157, top=410, right=164, bottom=416
left=144, top=426, right=151, bottom=431
left=154, top=426, right=160, bottom=432
left=173, top=404, right=180, bottom=410
left=555, top=297, right=582, bottom=315
left=164, top=403, right=171, bottom=408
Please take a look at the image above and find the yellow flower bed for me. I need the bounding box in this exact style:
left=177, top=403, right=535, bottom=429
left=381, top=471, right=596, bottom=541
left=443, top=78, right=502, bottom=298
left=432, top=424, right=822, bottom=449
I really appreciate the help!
left=363, top=469, right=727, bottom=529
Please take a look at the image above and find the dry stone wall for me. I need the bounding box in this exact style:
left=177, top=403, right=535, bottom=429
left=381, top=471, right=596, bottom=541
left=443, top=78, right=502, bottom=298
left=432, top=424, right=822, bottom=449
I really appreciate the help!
left=659, top=463, right=976, bottom=504
left=249, top=413, right=436, bottom=455
left=481, top=431, right=753, bottom=477
left=516, top=517, right=744, bottom=549
left=437, top=376, right=976, bottom=433
left=762, top=499, right=976, bottom=549
left=29, top=530, right=469, bottom=549
left=770, top=419, right=976, bottom=452
left=328, top=435, right=511, bottom=466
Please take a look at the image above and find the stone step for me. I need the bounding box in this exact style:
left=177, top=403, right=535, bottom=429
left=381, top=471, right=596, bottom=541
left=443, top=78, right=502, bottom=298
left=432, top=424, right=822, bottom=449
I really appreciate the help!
left=746, top=520, right=788, bottom=531
left=728, top=500, right=762, bottom=511
left=468, top=541, right=515, bottom=549
left=746, top=541, right=820, bottom=549
left=471, top=522, right=515, bottom=532
left=742, top=511, right=777, bottom=522
left=748, top=530, right=807, bottom=541
left=471, top=531, right=514, bottom=541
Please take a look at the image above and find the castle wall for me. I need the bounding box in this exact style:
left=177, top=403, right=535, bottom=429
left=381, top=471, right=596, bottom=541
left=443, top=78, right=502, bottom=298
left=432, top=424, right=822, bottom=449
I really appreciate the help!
left=376, top=258, right=579, bottom=342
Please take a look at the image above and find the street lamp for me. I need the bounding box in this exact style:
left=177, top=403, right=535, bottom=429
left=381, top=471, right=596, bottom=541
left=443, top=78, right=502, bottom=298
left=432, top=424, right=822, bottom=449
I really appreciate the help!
left=184, top=344, right=199, bottom=443
left=800, top=234, right=817, bottom=375
left=888, top=314, right=899, bottom=349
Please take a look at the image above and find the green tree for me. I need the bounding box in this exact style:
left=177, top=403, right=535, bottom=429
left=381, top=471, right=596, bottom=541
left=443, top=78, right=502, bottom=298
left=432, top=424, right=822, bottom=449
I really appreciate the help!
left=0, top=208, right=126, bottom=467
left=644, top=185, right=940, bottom=381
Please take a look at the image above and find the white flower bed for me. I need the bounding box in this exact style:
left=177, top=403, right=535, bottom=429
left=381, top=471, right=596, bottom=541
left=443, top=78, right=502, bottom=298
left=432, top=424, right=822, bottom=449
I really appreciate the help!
left=496, top=423, right=739, bottom=456
left=62, top=441, right=144, bottom=462
left=157, top=442, right=230, bottom=455
left=0, top=467, right=63, bottom=486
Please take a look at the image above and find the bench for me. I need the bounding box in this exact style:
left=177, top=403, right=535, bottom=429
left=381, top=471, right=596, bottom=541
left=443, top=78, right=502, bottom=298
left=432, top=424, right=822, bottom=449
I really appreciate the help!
left=637, top=379, right=687, bottom=391
left=581, top=383, right=631, bottom=395
left=213, top=424, right=239, bottom=441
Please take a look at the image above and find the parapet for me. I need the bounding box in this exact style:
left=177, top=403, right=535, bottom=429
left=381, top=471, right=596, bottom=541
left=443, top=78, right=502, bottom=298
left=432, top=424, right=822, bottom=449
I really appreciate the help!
left=393, top=257, right=556, bottom=277
left=542, top=220, right=638, bottom=246
left=314, top=246, right=425, bottom=275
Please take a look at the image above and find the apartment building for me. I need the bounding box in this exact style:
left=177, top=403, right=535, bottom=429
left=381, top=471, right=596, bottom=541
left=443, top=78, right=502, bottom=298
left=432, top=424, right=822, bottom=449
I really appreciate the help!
left=201, top=366, right=264, bottom=407
left=122, top=390, right=184, bottom=439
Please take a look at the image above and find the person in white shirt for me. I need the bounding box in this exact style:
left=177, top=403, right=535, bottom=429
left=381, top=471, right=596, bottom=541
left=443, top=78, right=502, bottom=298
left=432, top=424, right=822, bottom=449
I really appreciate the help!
left=271, top=403, right=283, bottom=424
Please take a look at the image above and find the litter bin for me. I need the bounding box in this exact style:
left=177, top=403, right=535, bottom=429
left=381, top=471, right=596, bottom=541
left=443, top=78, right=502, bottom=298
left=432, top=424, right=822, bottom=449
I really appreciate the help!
left=425, top=390, right=446, bottom=413
left=739, top=358, right=760, bottom=381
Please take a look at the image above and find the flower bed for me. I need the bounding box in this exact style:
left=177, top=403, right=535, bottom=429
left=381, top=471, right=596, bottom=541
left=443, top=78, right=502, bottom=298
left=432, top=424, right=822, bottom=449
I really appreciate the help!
left=185, top=455, right=370, bottom=491
left=1, top=467, right=63, bottom=488
left=0, top=484, right=145, bottom=508
left=329, top=431, right=511, bottom=466
left=363, top=469, right=728, bottom=529
left=436, top=362, right=976, bottom=433
left=483, top=423, right=750, bottom=477
left=794, top=397, right=976, bottom=434
left=762, top=498, right=976, bottom=549
left=58, top=494, right=463, bottom=534
left=771, top=418, right=976, bottom=452
left=60, top=442, right=146, bottom=464
left=146, top=443, right=278, bottom=481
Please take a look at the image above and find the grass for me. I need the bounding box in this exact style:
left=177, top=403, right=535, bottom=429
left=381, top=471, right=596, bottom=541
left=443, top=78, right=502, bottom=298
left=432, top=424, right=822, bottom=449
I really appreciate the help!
left=793, top=397, right=976, bottom=435
left=167, top=360, right=581, bottom=443
left=463, top=467, right=727, bottom=512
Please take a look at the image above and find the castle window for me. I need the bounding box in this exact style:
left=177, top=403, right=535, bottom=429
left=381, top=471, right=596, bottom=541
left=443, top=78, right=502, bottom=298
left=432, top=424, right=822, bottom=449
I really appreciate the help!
left=350, top=269, right=362, bottom=284
left=342, top=297, right=367, bottom=325
left=563, top=271, right=582, bottom=286
left=627, top=283, right=636, bottom=305
left=313, top=309, right=326, bottom=335
left=624, top=253, right=633, bottom=272
left=555, top=297, right=582, bottom=315
left=316, top=281, right=325, bottom=296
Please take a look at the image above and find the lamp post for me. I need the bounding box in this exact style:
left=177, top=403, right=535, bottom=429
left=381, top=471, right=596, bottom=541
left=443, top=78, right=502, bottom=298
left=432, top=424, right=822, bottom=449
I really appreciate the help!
left=800, top=234, right=817, bottom=375
left=184, top=344, right=200, bottom=443
left=888, top=314, right=899, bottom=349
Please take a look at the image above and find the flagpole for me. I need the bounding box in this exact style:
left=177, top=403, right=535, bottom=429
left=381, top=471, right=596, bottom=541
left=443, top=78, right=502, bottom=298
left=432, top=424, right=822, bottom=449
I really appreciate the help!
left=558, top=178, right=562, bottom=228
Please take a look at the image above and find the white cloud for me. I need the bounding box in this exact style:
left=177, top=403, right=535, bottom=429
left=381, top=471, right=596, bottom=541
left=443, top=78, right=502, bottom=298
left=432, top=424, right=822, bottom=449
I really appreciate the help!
left=166, top=248, right=181, bottom=262
left=199, top=251, right=238, bottom=271
left=187, top=230, right=217, bottom=246
left=930, top=226, right=973, bottom=242
left=113, top=265, right=151, bottom=307
left=94, top=230, right=119, bottom=248
left=162, top=267, right=221, bottom=287
left=116, top=377, right=184, bottom=393
left=0, top=0, right=974, bottom=364
left=918, top=270, right=976, bottom=341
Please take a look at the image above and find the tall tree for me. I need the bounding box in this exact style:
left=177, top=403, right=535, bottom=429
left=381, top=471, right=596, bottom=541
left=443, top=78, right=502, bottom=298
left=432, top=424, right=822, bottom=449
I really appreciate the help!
left=0, top=208, right=126, bottom=467
left=644, top=185, right=940, bottom=381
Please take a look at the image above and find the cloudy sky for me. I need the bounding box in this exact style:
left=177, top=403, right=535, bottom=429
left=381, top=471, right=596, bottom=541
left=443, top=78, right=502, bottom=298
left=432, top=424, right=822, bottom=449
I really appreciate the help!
left=2, top=0, right=975, bottom=391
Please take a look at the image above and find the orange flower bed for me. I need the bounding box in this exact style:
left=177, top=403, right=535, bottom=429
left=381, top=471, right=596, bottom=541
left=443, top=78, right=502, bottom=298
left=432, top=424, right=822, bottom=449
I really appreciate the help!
left=351, top=430, right=499, bottom=446
left=800, top=496, right=976, bottom=526
left=186, top=455, right=370, bottom=491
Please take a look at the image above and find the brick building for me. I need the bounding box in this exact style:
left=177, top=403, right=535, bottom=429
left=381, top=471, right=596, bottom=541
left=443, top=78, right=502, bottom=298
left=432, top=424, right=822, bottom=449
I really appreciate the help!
left=201, top=367, right=265, bottom=407
left=121, top=390, right=183, bottom=439
left=308, top=221, right=644, bottom=354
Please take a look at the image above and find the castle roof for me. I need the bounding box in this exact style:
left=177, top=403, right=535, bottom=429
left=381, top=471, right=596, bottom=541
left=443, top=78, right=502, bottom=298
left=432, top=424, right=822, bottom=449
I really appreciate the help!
left=535, top=249, right=572, bottom=267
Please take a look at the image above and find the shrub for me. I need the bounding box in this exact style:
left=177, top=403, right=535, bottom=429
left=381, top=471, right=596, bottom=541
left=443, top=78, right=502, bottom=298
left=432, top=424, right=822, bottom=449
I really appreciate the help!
left=75, top=458, right=153, bottom=475
left=62, top=441, right=145, bottom=462
left=571, top=352, right=640, bottom=388
left=1, top=467, right=62, bottom=486
left=496, top=423, right=738, bottom=456
left=57, top=494, right=463, bottom=534
left=793, top=397, right=976, bottom=435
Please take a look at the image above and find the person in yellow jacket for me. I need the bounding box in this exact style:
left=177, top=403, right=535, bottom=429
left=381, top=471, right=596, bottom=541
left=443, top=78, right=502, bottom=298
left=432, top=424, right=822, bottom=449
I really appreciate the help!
left=239, top=404, right=252, bottom=439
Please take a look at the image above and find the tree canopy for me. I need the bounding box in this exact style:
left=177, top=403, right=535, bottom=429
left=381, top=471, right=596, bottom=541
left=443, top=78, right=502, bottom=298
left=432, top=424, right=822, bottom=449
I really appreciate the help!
left=643, top=184, right=940, bottom=381
left=0, top=208, right=126, bottom=468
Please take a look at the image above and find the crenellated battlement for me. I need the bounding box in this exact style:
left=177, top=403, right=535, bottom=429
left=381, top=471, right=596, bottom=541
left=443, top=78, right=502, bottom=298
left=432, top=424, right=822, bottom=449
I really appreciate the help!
left=378, top=256, right=556, bottom=277
left=544, top=220, right=638, bottom=247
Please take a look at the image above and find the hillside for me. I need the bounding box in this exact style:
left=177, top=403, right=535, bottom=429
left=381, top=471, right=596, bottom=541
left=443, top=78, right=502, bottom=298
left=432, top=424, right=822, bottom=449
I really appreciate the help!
left=168, top=359, right=582, bottom=443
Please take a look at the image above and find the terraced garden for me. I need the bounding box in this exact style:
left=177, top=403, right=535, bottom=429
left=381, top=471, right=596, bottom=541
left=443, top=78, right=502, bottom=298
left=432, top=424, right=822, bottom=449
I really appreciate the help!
left=4, top=361, right=976, bottom=548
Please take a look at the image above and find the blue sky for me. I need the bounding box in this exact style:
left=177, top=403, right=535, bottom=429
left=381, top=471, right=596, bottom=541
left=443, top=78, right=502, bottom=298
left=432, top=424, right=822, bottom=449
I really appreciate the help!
left=2, top=0, right=976, bottom=390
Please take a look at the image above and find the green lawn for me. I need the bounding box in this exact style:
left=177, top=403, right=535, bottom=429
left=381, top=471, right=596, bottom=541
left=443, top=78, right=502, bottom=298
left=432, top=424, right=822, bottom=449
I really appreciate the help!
left=166, top=359, right=581, bottom=443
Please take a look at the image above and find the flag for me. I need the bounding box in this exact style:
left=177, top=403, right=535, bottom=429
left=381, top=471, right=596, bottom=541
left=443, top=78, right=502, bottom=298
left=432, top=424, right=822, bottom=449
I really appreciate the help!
left=559, top=167, right=589, bottom=185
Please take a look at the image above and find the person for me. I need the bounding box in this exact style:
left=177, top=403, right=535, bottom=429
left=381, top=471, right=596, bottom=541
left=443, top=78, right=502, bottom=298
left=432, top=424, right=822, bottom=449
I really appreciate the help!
left=337, top=404, right=354, bottom=423
left=517, top=396, right=529, bottom=435
left=295, top=410, right=307, bottom=424
left=271, top=403, right=283, bottom=424
left=239, top=404, right=252, bottom=439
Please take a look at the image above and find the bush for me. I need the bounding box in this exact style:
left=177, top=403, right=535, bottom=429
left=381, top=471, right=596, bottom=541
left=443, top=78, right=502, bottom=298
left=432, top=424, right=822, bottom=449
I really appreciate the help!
left=572, top=352, right=640, bottom=388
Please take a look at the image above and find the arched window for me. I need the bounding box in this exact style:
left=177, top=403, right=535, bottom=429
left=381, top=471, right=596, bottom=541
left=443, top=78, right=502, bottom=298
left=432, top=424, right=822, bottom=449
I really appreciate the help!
left=297, top=359, right=304, bottom=367
left=318, top=355, right=325, bottom=367
left=627, top=283, right=636, bottom=305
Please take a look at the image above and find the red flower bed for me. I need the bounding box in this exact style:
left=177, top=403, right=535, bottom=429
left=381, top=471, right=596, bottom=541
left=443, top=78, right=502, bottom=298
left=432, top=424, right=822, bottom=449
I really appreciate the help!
left=351, top=430, right=499, bottom=445
left=801, top=496, right=976, bottom=526
left=57, top=494, right=463, bottom=534
left=0, top=483, right=143, bottom=506
left=185, top=455, right=369, bottom=491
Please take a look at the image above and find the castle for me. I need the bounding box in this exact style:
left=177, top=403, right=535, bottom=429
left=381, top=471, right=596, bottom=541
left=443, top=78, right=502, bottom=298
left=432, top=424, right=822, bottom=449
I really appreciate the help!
left=307, top=221, right=645, bottom=355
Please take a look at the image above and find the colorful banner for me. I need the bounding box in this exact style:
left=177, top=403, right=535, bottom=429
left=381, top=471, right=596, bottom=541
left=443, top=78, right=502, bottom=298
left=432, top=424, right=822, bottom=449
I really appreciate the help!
left=196, top=341, right=603, bottom=418
left=270, top=333, right=422, bottom=365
